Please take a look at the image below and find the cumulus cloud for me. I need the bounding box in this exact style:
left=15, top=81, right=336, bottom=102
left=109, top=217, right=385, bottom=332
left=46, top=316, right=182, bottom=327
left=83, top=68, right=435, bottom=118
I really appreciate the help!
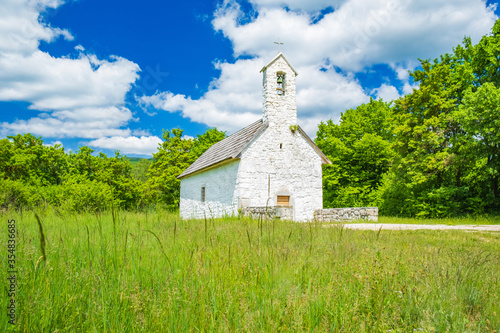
left=0, top=0, right=140, bottom=140
left=1, top=107, right=134, bottom=139
left=139, top=58, right=368, bottom=134
left=139, top=58, right=265, bottom=131
left=141, top=0, right=496, bottom=137
left=371, top=84, right=400, bottom=102
left=88, top=136, right=163, bottom=156
left=213, top=0, right=496, bottom=71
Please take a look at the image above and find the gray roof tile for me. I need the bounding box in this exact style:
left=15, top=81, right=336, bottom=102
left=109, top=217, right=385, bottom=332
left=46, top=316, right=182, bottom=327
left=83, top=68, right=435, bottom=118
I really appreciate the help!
left=177, top=119, right=268, bottom=179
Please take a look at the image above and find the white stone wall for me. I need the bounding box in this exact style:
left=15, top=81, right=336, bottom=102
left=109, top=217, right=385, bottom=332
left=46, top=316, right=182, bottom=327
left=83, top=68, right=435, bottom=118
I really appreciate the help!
left=262, top=55, right=297, bottom=128
left=179, top=160, right=239, bottom=219
left=236, top=127, right=324, bottom=222
left=314, top=207, right=378, bottom=222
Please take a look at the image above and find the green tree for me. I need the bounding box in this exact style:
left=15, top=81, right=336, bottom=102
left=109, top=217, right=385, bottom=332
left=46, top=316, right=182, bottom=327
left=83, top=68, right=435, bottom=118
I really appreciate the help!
left=0, top=133, right=67, bottom=186
left=380, top=19, right=500, bottom=217
left=315, top=98, right=395, bottom=208
left=190, top=127, right=226, bottom=159
left=147, top=127, right=226, bottom=210
left=458, top=83, right=500, bottom=208
left=147, top=129, right=195, bottom=209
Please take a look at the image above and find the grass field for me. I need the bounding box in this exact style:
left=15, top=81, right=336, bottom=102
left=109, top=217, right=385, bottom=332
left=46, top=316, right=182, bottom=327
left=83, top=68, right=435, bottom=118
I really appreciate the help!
left=1, top=209, right=499, bottom=332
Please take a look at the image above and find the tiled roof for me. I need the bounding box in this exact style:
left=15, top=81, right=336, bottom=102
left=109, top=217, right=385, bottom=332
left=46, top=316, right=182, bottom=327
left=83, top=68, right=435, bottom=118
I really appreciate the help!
left=177, top=119, right=268, bottom=179
left=297, top=126, right=331, bottom=165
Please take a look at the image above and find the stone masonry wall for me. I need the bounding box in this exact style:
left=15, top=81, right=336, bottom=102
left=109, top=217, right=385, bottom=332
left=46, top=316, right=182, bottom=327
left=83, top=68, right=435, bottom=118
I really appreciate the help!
left=179, top=160, right=240, bottom=219
left=241, top=206, right=294, bottom=220
left=314, top=207, right=378, bottom=222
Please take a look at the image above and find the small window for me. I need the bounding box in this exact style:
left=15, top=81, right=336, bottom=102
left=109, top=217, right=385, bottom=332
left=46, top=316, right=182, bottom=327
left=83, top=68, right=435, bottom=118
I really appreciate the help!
left=276, top=72, right=285, bottom=96
left=277, top=195, right=290, bottom=206
left=201, top=187, right=206, bottom=202
left=280, top=143, right=283, bottom=149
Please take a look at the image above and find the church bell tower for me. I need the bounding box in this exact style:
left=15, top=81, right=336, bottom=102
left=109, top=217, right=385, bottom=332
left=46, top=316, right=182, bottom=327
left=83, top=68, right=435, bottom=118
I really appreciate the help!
left=260, top=53, right=298, bottom=128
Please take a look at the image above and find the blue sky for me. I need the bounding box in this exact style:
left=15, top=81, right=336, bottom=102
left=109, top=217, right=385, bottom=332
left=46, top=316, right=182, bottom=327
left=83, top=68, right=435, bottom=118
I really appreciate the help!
left=0, top=0, right=499, bottom=156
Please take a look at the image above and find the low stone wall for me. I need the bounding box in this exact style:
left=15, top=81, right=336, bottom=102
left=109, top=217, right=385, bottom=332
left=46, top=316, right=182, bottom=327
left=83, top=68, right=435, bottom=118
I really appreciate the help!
left=314, top=207, right=378, bottom=222
left=241, top=206, right=293, bottom=220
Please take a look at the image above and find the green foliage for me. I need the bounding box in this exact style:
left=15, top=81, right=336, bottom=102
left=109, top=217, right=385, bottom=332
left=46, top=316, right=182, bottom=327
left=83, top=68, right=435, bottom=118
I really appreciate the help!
left=315, top=19, right=500, bottom=217
left=0, top=126, right=225, bottom=212
left=130, top=158, right=152, bottom=182
left=190, top=127, right=226, bottom=159
left=0, top=134, right=137, bottom=211
left=375, top=19, right=500, bottom=217
left=316, top=98, right=395, bottom=208
left=459, top=83, right=500, bottom=207
left=147, top=128, right=195, bottom=210
left=147, top=127, right=225, bottom=210
left=0, top=133, right=67, bottom=186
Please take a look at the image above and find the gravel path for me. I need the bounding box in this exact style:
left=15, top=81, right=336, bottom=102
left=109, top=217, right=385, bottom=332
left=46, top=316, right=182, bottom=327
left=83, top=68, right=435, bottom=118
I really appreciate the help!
left=338, top=224, right=500, bottom=231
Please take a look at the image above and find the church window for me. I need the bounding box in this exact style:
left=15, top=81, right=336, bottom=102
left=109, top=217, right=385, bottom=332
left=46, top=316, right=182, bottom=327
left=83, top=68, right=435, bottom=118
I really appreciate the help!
left=280, top=143, right=283, bottom=149
left=201, top=187, right=206, bottom=202
left=277, top=195, right=290, bottom=206
left=276, top=72, right=285, bottom=96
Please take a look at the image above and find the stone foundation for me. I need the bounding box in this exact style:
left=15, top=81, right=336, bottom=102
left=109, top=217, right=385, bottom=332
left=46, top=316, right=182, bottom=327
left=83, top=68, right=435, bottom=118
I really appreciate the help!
left=314, top=207, right=378, bottom=222
left=241, top=206, right=293, bottom=220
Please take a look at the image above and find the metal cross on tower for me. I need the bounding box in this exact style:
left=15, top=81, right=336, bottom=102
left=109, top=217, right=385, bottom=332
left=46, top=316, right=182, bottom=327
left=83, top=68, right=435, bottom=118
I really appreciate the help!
left=274, top=38, right=284, bottom=53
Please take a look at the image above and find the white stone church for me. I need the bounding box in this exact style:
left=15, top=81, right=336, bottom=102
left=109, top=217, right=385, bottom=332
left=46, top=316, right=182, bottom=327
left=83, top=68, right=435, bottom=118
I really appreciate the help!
left=178, top=53, right=331, bottom=221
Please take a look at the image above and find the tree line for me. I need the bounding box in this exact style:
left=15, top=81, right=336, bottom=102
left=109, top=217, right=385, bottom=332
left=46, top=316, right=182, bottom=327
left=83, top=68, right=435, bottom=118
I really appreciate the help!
left=316, top=19, right=500, bottom=217
left=1, top=19, right=499, bottom=217
left=0, top=128, right=225, bottom=212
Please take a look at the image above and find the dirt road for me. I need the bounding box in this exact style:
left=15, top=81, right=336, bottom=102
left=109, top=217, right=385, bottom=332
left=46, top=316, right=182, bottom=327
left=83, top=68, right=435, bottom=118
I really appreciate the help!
left=338, top=224, right=500, bottom=231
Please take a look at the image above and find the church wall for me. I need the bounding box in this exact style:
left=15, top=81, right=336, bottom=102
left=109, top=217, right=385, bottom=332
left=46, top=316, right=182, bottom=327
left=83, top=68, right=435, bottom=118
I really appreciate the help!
left=262, top=56, right=297, bottom=127
left=179, top=160, right=239, bottom=219
left=236, top=127, right=323, bottom=222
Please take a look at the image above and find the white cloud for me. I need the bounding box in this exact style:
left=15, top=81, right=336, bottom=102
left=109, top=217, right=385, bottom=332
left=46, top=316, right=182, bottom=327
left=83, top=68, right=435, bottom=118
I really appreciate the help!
left=139, top=58, right=265, bottom=131
left=213, top=0, right=496, bottom=71
left=0, top=0, right=140, bottom=140
left=0, top=0, right=72, bottom=55
left=43, top=140, right=63, bottom=148
left=140, top=0, right=496, bottom=137
left=88, top=136, right=163, bottom=156
left=139, top=58, right=368, bottom=135
left=1, top=106, right=134, bottom=139
left=371, top=83, right=400, bottom=102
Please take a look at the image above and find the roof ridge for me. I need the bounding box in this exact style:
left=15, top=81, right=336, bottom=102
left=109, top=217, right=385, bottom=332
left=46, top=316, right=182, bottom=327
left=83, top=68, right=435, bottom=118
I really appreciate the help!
left=177, top=119, right=267, bottom=179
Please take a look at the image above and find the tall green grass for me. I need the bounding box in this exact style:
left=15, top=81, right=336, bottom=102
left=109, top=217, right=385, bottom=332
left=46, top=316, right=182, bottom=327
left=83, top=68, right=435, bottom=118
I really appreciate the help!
left=1, top=208, right=499, bottom=332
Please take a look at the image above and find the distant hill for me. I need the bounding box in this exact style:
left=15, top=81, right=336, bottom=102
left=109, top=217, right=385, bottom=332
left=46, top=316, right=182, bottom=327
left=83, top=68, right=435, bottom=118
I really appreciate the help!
left=125, top=157, right=153, bottom=182
left=126, top=157, right=151, bottom=166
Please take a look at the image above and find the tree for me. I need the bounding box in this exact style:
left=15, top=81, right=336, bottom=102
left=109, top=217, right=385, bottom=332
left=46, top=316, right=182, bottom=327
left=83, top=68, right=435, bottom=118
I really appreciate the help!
left=459, top=83, right=500, bottom=208
left=315, top=98, right=395, bottom=208
left=380, top=19, right=500, bottom=217
left=147, top=127, right=226, bottom=210
left=0, top=133, right=67, bottom=186
left=190, top=127, right=226, bottom=159
left=147, top=129, right=195, bottom=209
